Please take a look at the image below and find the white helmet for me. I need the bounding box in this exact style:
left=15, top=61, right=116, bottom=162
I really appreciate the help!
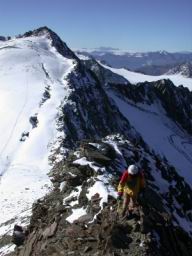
left=127, top=165, right=139, bottom=175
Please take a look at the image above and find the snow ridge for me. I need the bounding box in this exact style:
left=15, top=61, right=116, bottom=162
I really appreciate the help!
left=0, top=32, right=76, bottom=254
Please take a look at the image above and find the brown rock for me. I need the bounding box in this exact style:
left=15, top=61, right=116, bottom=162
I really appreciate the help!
left=42, top=222, right=58, bottom=238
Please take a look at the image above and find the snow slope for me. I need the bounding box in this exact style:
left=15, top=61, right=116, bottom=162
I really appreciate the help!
left=0, top=35, right=75, bottom=253
left=101, top=64, right=192, bottom=90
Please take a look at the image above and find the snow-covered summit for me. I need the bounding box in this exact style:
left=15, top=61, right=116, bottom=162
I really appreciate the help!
left=25, top=27, right=78, bottom=60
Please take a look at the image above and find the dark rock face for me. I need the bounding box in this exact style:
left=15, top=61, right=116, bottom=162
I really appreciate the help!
left=29, top=115, right=38, bottom=128
left=99, top=77, right=192, bottom=135
left=56, top=63, right=139, bottom=150
left=154, top=80, right=192, bottom=134
left=84, top=59, right=192, bottom=135
left=83, top=58, right=129, bottom=86
left=20, top=132, right=29, bottom=142
left=14, top=140, right=192, bottom=256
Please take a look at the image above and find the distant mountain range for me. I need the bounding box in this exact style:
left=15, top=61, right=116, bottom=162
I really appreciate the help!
left=76, top=48, right=192, bottom=77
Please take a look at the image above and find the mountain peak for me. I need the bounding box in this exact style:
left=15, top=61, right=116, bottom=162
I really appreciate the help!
left=21, top=26, right=78, bottom=60
left=22, top=26, right=57, bottom=39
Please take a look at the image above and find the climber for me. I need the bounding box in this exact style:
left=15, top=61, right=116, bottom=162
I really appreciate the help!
left=117, top=164, right=145, bottom=217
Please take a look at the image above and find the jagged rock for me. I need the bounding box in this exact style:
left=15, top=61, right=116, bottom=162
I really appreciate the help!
left=20, top=132, right=29, bottom=142
left=75, top=214, right=93, bottom=223
left=42, top=222, right=58, bottom=238
left=80, top=141, right=117, bottom=165
left=29, top=115, right=38, bottom=128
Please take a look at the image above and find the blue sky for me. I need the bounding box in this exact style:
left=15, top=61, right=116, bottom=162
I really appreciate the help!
left=0, top=0, right=191, bottom=52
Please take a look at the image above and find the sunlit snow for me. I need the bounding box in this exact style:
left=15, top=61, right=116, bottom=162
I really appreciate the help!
left=0, top=34, right=75, bottom=251
left=102, top=64, right=192, bottom=90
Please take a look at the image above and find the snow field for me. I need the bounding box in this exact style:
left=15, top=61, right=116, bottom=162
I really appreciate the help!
left=0, top=35, right=75, bottom=255
left=101, top=63, right=192, bottom=90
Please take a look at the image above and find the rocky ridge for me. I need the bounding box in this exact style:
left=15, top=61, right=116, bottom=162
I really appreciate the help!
left=11, top=138, right=192, bottom=256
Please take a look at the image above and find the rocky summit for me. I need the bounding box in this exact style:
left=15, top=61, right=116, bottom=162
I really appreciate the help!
left=0, top=27, right=192, bottom=256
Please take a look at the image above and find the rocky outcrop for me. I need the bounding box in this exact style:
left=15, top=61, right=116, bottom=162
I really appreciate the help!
left=153, top=79, right=192, bottom=133
left=83, top=59, right=129, bottom=87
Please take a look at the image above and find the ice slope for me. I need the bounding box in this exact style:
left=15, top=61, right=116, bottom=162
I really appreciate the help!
left=108, top=92, right=192, bottom=187
left=101, top=64, right=192, bottom=90
left=0, top=35, right=75, bottom=252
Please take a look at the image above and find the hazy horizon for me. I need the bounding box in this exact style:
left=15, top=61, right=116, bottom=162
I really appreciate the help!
left=74, top=46, right=192, bottom=53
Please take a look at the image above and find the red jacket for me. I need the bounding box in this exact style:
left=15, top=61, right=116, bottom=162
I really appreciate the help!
left=118, top=170, right=145, bottom=197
